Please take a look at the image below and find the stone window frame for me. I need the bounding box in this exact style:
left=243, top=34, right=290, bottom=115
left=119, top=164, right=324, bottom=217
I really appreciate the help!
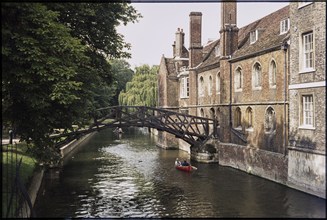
left=245, top=106, right=254, bottom=132
left=252, top=62, right=262, bottom=90
left=208, top=75, right=213, bottom=96
left=234, top=107, right=242, bottom=130
left=280, top=18, right=290, bottom=35
left=234, top=66, right=243, bottom=92
left=199, top=76, right=205, bottom=97
left=200, top=108, right=204, bottom=118
left=250, top=30, right=258, bottom=44
left=215, top=45, right=220, bottom=57
left=216, top=107, right=221, bottom=128
left=180, top=77, right=189, bottom=99
left=299, top=31, right=315, bottom=73
left=299, top=93, right=315, bottom=130
left=269, top=59, right=277, bottom=89
left=264, top=106, right=276, bottom=134
left=216, top=72, right=221, bottom=94
left=210, top=107, right=215, bottom=120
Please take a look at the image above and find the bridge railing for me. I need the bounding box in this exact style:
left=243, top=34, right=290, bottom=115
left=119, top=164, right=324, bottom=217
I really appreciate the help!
left=50, top=106, right=218, bottom=147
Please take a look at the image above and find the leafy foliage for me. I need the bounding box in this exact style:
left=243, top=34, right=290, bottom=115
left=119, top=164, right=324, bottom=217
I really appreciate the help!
left=109, top=59, right=134, bottom=106
left=1, top=2, right=141, bottom=164
left=119, top=64, right=158, bottom=107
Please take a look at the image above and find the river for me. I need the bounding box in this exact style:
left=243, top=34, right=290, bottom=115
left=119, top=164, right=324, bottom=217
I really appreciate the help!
left=33, top=128, right=326, bottom=218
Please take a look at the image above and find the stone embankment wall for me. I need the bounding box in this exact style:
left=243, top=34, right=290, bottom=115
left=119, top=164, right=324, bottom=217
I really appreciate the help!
left=23, top=132, right=96, bottom=218
left=190, top=138, right=325, bottom=199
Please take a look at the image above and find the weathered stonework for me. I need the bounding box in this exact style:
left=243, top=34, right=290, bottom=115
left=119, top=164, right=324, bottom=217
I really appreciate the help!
left=216, top=141, right=288, bottom=184
left=157, top=2, right=325, bottom=198
left=287, top=2, right=326, bottom=198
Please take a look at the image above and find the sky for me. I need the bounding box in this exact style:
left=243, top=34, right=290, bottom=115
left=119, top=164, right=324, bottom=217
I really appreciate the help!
left=117, top=2, right=289, bottom=69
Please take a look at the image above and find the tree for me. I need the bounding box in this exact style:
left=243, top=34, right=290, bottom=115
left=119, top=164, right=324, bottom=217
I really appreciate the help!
left=119, top=64, right=159, bottom=107
left=109, top=59, right=134, bottom=106
left=1, top=2, right=141, bottom=164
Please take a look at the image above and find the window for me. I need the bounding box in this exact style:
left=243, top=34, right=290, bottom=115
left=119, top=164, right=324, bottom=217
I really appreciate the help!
left=301, top=32, right=314, bottom=71
left=216, top=108, right=221, bottom=127
left=269, top=60, right=277, bottom=87
left=234, top=67, right=242, bottom=91
left=180, top=77, right=189, bottom=98
left=210, top=108, right=215, bottom=120
left=280, top=18, right=290, bottom=34
left=216, top=72, right=221, bottom=94
left=252, top=62, right=262, bottom=89
left=250, top=30, right=258, bottom=44
left=246, top=107, right=253, bottom=129
left=199, top=76, right=204, bottom=97
left=208, top=76, right=212, bottom=95
left=215, top=45, right=220, bottom=57
left=186, top=77, right=189, bottom=97
left=265, top=107, right=276, bottom=133
left=200, top=108, right=204, bottom=117
left=234, top=107, right=242, bottom=129
left=301, top=95, right=314, bottom=128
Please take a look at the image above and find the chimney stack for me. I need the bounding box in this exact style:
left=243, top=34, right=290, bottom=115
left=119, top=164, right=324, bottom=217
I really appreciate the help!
left=219, top=2, right=239, bottom=56
left=189, top=12, right=203, bottom=68
left=174, top=28, right=185, bottom=58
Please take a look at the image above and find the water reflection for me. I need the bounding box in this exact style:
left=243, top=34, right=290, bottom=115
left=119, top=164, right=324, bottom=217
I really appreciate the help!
left=34, top=128, right=326, bottom=218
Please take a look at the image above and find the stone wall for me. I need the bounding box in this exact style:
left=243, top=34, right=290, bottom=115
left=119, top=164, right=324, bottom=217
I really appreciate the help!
left=216, top=141, right=288, bottom=184
left=287, top=147, right=326, bottom=198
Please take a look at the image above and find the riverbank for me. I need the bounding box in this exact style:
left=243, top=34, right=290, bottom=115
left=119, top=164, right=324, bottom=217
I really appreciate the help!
left=2, top=132, right=97, bottom=218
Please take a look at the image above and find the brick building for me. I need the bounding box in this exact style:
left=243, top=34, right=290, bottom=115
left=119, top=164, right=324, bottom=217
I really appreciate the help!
left=287, top=2, right=326, bottom=198
left=157, top=2, right=325, bottom=198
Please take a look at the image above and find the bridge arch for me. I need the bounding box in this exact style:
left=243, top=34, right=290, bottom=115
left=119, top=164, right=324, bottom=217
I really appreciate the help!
left=50, top=106, right=218, bottom=148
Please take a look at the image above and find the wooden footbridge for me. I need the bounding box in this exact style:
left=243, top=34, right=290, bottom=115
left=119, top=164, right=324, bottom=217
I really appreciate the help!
left=50, top=106, right=218, bottom=148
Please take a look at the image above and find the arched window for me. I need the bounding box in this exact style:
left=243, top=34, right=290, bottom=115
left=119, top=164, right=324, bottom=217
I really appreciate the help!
left=234, top=67, right=242, bottom=91
left=200, top=108, right=204, bottom=117
left=246, top=107, right=253, bottom=129
left=210, top=107, right=215, bottom=119
left=216, top=72, right=221, bottom=94
left=216, top=107, right=221, bottom=127
left=209, top=75, right=213, bottom=95
left=234, top=107, right=242, bottom=129
left=199, top=76, right=204, bottom=97
left=252, top=62, right=262, bottom=88
left=269, top=60, right=277, bottom=87
left=265, top=107, right=276, bottom=133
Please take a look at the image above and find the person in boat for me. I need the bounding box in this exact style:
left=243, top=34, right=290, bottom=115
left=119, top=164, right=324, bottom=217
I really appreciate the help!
left=114, top=127, right=123, bottom=133
left=175, top=158, right=181, bottom=166
left=181, top=160, right=190, bottom=166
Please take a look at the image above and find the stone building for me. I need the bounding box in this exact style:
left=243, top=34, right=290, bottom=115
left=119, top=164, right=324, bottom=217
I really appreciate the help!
left=157, top=2, right=325, bottom=198
left=287, top=2, right=326, bottom=198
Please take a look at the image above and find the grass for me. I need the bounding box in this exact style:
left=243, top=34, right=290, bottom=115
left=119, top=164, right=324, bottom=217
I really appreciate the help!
left=2, top=143, right=37, bottom=218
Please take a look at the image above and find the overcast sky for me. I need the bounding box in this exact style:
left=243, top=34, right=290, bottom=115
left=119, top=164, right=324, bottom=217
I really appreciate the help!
left=118, top=2, right=289, bottom=69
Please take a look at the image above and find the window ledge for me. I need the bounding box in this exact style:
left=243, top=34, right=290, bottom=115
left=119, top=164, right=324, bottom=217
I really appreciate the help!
left=234, top=126, right=242, bottom=131
left=180, top=97, right=189, bottom=99
left=299, top=69, right=315, bottom=74
left=298, top=125, right=315, bottom=130
left=246, top=127, right=254, bottom=132
left=264, top=130, right=276, bottom=135
left=252, top=86, right=262, bottom=91
left=235, top=88, right=243, bottom=93
left=269, top=85, right=276, bottom=89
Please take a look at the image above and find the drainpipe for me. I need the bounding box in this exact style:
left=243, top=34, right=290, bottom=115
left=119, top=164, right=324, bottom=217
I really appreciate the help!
left=281, top=41, right=288, bottom=156
left=228, top=26, right=233, bottom=136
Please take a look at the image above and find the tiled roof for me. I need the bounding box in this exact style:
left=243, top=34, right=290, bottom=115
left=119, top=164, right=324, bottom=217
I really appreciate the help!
left=197, top=5, right=289, bottom=70
left=165, top=58, right=176, bottom=76
left=233, top=5, right=290, bottom=58
left=198, top=39, right=220, bottom=70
